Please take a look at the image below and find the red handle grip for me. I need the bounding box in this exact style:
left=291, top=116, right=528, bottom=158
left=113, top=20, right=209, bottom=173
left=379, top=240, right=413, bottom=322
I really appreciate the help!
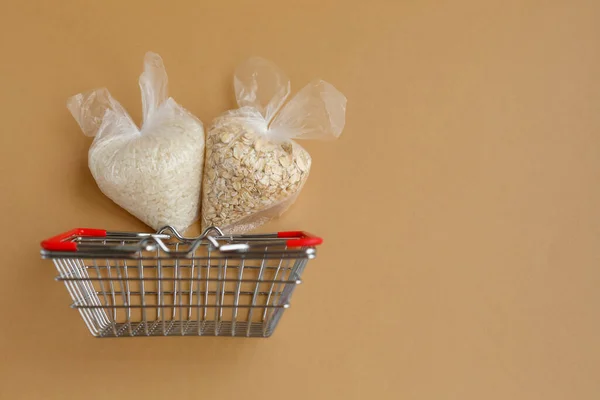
left=277, top=231, right=323, bottom=247
left=41, top=228, right=107, bottom=251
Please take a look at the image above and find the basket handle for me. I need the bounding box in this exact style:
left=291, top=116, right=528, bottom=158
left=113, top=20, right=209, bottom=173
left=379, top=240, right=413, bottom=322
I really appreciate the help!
left=41, top=228, right=322, bottom=251
left=277, top=231, right=323, bottom=247
left=41, top=228, right=107, bottom=251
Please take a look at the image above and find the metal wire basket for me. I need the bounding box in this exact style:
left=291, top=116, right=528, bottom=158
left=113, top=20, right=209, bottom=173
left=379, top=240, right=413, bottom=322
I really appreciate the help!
left=40, top=226, right=322, bottom=338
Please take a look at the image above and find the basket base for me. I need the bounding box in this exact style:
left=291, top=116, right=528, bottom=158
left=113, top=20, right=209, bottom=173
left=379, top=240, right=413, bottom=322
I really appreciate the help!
left=94, top=321, right=274, bottom=338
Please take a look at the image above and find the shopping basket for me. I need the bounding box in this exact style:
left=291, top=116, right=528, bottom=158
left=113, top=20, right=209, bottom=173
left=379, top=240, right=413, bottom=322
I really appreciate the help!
left=40, top=226, right=322, bottom=338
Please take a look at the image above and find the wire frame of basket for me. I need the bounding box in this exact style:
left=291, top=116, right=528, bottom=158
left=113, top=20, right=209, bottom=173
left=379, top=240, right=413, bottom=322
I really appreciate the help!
left=41, top=226, right=322, bottom=337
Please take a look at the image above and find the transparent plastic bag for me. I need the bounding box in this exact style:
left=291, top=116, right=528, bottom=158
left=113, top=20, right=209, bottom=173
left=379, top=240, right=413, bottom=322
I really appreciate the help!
left=68, top=52, right=205, bottom=232
left=201, top=57, right=346, bottom=233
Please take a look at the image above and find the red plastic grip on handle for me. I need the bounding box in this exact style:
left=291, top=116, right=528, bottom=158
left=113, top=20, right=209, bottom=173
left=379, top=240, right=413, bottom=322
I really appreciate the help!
left=41, top=228, right=107, bottom=251
left=277, top=231, right=323, bottom=247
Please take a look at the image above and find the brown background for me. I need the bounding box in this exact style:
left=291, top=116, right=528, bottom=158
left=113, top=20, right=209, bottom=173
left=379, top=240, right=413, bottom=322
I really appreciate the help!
left=1, top=0, right=599, bottom=399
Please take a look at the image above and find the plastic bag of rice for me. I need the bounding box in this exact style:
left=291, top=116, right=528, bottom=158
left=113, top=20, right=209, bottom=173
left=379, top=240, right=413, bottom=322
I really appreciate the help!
left=201, top=57, right=346, bottom=233
left=68, top=52, right=205, bottom=232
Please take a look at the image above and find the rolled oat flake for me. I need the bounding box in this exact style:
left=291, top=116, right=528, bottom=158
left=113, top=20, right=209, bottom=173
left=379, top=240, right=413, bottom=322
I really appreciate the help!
left=201, top=57, right=346, bottom=233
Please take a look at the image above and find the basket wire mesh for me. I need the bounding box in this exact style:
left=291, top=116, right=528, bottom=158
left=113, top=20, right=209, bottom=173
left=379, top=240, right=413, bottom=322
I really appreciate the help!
left=41, top=226, right=319, bottom=338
